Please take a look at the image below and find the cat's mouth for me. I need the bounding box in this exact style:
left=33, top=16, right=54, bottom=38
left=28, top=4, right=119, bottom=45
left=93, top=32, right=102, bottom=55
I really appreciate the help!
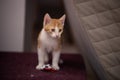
left=49, top=33, right=61, bottom=39
left=51, top=35, right=60, bottom=39
left=55, top=36, right=60, bottom=39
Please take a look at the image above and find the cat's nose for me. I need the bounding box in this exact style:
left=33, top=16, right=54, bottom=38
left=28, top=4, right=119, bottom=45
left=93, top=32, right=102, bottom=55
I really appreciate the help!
left=56, top=35, right=59, bottom=38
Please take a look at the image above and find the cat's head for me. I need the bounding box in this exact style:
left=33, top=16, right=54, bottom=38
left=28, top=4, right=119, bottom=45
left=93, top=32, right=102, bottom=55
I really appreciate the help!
left=43, top=13, right=66, bottom=39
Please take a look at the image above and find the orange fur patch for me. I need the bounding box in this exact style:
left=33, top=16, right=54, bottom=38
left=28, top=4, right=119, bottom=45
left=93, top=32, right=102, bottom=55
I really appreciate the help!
left=44, top=19, right=63, bottom=33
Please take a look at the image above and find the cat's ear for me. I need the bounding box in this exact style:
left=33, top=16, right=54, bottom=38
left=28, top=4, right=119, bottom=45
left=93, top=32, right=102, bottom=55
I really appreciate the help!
left=59, top=14, right=66, bottom=26
left=43, top=13, right=51, bottom=26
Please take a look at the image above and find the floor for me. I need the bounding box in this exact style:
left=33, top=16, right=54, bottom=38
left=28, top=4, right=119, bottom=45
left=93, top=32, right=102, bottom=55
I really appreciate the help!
left=0, top=52, right=86, bottom=80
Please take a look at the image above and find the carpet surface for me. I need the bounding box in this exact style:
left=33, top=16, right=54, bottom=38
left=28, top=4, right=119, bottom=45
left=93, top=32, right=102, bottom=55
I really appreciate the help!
left=0, top=52, right=86, bottom=80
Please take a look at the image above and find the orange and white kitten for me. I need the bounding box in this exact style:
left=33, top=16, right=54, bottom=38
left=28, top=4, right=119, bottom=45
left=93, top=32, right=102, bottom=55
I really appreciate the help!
left=36, top=13, right=66, bottom=70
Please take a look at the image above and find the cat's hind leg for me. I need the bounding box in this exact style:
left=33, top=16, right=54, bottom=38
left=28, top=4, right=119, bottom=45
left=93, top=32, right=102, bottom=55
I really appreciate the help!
left=44, top=52, right=49, bottom=63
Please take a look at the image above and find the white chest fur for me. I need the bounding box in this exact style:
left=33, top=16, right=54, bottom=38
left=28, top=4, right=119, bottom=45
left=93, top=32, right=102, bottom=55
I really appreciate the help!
left=38, top=29, right=58, bottom=52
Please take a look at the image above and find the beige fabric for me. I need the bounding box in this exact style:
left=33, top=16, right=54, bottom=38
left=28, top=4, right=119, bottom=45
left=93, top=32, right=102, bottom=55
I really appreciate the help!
left=74, top=0, right=120, bottom=80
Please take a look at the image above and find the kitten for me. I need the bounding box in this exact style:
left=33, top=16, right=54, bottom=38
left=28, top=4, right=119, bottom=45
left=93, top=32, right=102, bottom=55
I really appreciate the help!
left=36, top=13, right=66, bottom=70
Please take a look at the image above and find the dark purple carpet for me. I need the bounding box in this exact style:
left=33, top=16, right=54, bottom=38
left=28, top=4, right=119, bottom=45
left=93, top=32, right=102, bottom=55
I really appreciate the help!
left=0, top=52, right=86, bottom=80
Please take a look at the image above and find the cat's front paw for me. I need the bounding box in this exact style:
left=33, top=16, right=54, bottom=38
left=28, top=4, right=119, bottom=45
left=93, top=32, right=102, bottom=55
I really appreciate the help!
left=52, top=65, right=60, bottom=70
left=36, top=64, right=44, bottom=70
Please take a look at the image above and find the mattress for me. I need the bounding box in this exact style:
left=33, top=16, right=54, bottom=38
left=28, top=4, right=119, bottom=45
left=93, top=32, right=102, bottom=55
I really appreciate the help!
left=64, top=0, right=120, bottom=80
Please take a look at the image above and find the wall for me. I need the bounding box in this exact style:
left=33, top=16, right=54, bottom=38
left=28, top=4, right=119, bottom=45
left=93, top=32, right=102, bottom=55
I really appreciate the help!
left=0, top=0, right=25, bottom=52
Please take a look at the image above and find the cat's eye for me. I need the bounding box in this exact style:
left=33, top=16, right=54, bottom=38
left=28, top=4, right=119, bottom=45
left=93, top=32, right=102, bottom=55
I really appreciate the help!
left=51, top=29, right=55, bottom=32
left=59, top=29, right=62, bottom=32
